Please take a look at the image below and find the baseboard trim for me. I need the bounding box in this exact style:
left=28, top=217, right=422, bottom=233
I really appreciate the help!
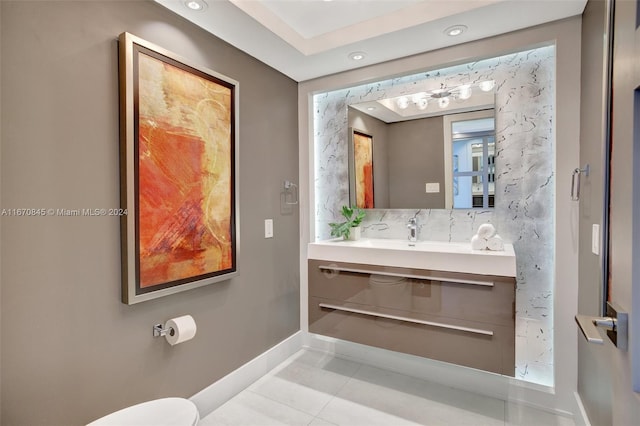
left=189, top=331, right=303, bottom=418
left=571, top=391, right=591, bottom=426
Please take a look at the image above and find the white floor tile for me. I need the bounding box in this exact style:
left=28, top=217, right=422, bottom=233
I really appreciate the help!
left=316, top=396, right=426, bottom=426
left=248, top=349, right=361, bottom=416
left=320, top=365, right=504, bottom=426
left=308, top=418, right=339, bottom=426
left=202, top=350, right=577, bottom=426
left=506, top=402, right=575, bottom=426
left=199, top=391, right=314, bottom=426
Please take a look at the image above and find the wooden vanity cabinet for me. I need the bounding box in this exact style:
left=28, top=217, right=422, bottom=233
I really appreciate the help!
left=308, top=259, right=516, bottom=376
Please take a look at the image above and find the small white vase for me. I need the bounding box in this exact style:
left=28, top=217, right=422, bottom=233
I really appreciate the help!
left=346, top=226, right=361, bottom=241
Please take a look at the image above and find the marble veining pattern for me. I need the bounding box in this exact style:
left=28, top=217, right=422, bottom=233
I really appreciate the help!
left=313, top=46, right=555, bottom=386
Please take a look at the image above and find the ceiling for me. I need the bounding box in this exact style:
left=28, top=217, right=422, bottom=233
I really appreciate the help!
left=155, top=0, right=586, bottom=82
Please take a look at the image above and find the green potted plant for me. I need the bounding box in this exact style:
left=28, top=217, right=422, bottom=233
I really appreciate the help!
left=329, top=205, right=366, bottom=240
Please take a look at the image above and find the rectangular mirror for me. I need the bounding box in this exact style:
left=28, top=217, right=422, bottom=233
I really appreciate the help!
left=348, top=83, right=495, bottom=209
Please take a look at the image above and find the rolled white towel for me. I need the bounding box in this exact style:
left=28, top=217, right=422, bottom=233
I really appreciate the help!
left=477, top=223, right=497, bottom=239
left=487, top=234, right=505, bottom=251
left=471, top=234, right=488, bottom=250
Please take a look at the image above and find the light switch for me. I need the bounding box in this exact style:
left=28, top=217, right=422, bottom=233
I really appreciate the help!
left=265, top=219, right=273, bottom=238
left=425, top=182, right=440, bottom=193
left=592, top=224, right=600, bottom=255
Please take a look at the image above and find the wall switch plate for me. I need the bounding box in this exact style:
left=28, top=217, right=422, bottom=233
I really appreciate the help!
left=265, top=219, right=273, bottom=238
left=425, top=182, right=440, bottom=193
left=592, top=224, right=600, bottom=255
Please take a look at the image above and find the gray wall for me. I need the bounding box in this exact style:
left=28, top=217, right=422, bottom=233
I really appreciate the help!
left=0, top=1, right=299, bottom=425
left=578, top=0, right=640, bottom=423
left=577, top=1, right=612, bottom=424
left=388, top=116, right=445, bottom=209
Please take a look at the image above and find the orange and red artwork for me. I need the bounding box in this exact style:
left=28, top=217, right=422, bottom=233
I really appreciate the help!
left=135, top=49, right=235, bottom=290
left=353, top=131, right=374, bottom=208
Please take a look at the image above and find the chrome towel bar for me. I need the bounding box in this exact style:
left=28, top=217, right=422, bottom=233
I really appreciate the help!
left=318, top=265, right=494, bottom=287
left=571, top=164, right=590, bottom=201
left=319, top=302, right=494, bottom=336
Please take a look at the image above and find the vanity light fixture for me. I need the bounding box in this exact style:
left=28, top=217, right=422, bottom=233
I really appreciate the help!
left=458, top=84, right=472, bottom=100
left=411, top=93, right=425, bottom=104
left=384, top=81, right=493, bottom=113
left=396, top=96, right=410, bottom=109
left=348, top=51, right=366, bottom=61
left=184, top=0, right=207, bottom=11
left=444, top=25, right=467, bottom=37
left=479, top=80, right=495, bottom=92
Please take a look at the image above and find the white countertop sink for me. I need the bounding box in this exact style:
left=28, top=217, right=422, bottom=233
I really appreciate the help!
left=307, top=238, right=516, bottom=277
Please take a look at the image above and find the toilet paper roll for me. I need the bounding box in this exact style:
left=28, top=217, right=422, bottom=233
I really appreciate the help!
left=165, top=315, right=197, bottom=346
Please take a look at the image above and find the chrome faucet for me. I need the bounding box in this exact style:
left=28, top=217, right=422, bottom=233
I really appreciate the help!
left=407, top=217, right=418, bottom=242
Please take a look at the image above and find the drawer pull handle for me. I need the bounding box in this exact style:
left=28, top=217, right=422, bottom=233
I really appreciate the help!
left=318, top=303, right=494, bottom=336
left=318, top=265, right=494, bottom=287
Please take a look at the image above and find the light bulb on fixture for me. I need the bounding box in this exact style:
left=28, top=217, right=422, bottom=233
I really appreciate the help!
left=438, top=97, right=450, bottom=109
left=417, top=98, right=428, bottom=110
left=411, top=93, right=425, bottom=104
left=397, top=96, right=409, bottom=109
left=479, top=80, right=495, bottom=92
left=458, top=85, right=472, bottom=100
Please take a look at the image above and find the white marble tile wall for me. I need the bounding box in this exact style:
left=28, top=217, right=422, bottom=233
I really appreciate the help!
left=312, top=46, right=555, bottom=386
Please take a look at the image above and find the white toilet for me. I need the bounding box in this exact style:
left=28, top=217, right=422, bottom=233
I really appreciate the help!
left=87, top=397, right=200, bottom=426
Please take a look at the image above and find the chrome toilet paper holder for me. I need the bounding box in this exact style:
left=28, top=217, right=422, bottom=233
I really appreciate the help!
left=153, top=323, right=175, bottom=338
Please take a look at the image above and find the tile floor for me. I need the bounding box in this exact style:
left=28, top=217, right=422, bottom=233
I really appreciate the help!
left=200, top=349, right=575, bottom=426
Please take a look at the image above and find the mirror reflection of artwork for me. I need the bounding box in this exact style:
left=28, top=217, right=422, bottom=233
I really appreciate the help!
left=350, top=130, right=375, bottom=208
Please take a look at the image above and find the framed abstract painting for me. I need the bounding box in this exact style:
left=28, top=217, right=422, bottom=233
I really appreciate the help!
left=118, top=32, right=239, bottom=304
left=348, top=128, right=375, bottom=209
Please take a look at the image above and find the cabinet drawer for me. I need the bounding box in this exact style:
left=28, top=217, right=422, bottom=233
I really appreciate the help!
left=309, top=296, right=515, bottom=376
left=308, top=260, right=515, bottom=326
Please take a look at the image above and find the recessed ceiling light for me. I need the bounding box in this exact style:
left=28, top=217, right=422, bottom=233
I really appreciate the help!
left=444, top=25, right=467, bottom=37
left=184, top=0, right=207, bottom=11
left=348, top=51, right=366, bottom=61
left=366, top=107, right=376, bottom=111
